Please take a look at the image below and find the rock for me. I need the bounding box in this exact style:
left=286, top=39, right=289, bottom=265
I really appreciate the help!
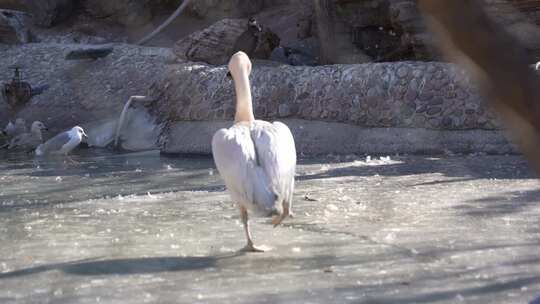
left=65, top=45, right=114, bottom=60
left=22, top=0, right=73, bottom=27
left=0, top=0, right=25, bottom=9
left=147, top=60, right=497, bottom=133
left=0, top=9, right=32, bottom=44
left=84, top=0, right=151, bottom=27
left=269, top=47, right=289, bottom=64
left=174, top=18, right=279, bottom=65
left=270, top=38, right=319, bottom=66
left=174, top=18, right=245, bottom=65
left=252, top=28, right=280, bottom=59
left=0, top=43, right=172, bottom=134
left=187, top=0, right=264, bottom=19
left=254, top=1, right=315, bottom=46
left=390, top=1, right=422, bottom=32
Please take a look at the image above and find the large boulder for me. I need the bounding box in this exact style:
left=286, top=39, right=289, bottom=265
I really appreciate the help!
left=173, top=18, right=245, bottom=65
left=22, top=0, right=73, bottom=27
left=174, top=18, right=279, bottom=65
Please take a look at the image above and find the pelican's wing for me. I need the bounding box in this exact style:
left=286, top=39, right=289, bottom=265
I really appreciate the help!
left=251, top=121, right=296, bottom=205
left=212, top=125, right=276, bottom=214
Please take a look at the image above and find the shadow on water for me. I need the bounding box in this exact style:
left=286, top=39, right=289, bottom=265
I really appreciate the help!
left=0, top=254, right=239, bottom=279
left=0, top=252, right=342, bottom=279
left=0, top=148, right=225, bottom=210
left=297, top=155, right=537, bottom=182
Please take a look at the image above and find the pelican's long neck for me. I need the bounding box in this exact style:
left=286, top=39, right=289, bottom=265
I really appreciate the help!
left=233, top=71, right=255, bottom=123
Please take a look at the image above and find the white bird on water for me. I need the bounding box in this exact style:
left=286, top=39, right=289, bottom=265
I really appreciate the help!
left=7, top=121, right=47, bottom=151
left=2, top=118, right=27, bottom=138
left=212, top=51, right=297, bottom=252
left=36, top=126, right=88, bottom=156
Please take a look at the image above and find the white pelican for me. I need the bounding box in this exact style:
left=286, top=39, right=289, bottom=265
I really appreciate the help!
left=36, top=126, right=87, bottom=156
left=212, top=51, right=296, bottom=252
left=8, top=121, right=47, bottom=151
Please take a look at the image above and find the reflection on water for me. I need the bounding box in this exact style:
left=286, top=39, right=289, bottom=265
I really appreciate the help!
left=0, top=148, right=221, bottom=207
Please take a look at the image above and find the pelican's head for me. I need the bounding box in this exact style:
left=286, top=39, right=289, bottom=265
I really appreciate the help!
left=71, top=126, right=88, bottom=139
left=228, top=51, right=252, bottom=80
left=31, top=121, right=47, bottom=133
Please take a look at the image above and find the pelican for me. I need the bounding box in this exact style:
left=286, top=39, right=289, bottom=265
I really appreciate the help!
left=212, top=51, right=296, bottom=252
left=36, top=126, right=87, bottom=156
left=8, top=121, right=47, bottom=151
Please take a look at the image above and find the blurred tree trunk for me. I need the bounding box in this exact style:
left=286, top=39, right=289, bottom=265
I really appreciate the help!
left=313, top=0, right=337, bottom=64
left=418, top=0, right=540, bottom=171
left=313, top=0, right=371, bottom=64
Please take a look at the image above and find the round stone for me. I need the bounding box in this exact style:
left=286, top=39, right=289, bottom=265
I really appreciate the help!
left=426, top=107, right=442, bottom=116
left=278, top=104, right=291, bottom=117
left=397, top=66, right=409, bottom=78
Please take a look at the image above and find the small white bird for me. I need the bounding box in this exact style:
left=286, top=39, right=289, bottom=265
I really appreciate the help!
left=8, top=121, right=47, bottom=151
left=36, top=126, right=88, bottom=156
left=212, top=51, right=296, bottom=252
left=2, top=118, right=27, bottom=138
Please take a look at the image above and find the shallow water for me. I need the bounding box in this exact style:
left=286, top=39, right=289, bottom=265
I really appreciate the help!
left=0, top=149, right=221, bottom=207
left=1, top=150, right=540, bottom=303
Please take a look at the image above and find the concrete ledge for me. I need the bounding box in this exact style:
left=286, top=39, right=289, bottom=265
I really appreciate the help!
left=161, top=119, right=517, bottom=155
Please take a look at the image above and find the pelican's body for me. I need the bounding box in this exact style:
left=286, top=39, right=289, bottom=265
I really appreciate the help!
left=212, top=51, right=296, bottom=252
left=36, top=126, right=87, bottom=156
left=212, top=120, right=296, bottom=216
left=8, top=121, right=47, bottom=151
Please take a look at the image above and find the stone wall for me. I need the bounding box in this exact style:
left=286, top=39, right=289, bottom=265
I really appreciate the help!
left=0, top=42, right=515, bottom=154
left=0, top=43, right=174, bottom=133
left=149, top=60, right=500, bottom=130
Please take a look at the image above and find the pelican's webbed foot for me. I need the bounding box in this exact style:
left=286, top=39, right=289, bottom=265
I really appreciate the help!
left=241, top=243, right=266, bottom=252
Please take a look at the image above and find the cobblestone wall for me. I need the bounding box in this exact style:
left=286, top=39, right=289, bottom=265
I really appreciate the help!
left=151, top=61, right=500, bottom=130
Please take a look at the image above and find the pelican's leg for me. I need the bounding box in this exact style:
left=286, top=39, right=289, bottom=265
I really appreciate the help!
left=240, top=206, right=265, bottom=252
left=272, top=201, right=291, bottom=227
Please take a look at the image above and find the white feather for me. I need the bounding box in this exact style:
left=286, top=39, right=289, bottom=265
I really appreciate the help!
left=212, top=120, right=296, bottom=216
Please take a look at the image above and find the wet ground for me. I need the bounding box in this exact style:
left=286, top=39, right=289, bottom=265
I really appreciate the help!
left=0, top=149, right=539, bottom=303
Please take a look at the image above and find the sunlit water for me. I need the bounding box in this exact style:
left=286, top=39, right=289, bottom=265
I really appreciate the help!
left=1, top=149, right=540, bottom=303
left=0, top=149, right=221, bottom=207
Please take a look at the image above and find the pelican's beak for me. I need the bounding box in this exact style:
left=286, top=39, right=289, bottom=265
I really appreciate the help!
left=82, top=131, right=88, bottom=139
